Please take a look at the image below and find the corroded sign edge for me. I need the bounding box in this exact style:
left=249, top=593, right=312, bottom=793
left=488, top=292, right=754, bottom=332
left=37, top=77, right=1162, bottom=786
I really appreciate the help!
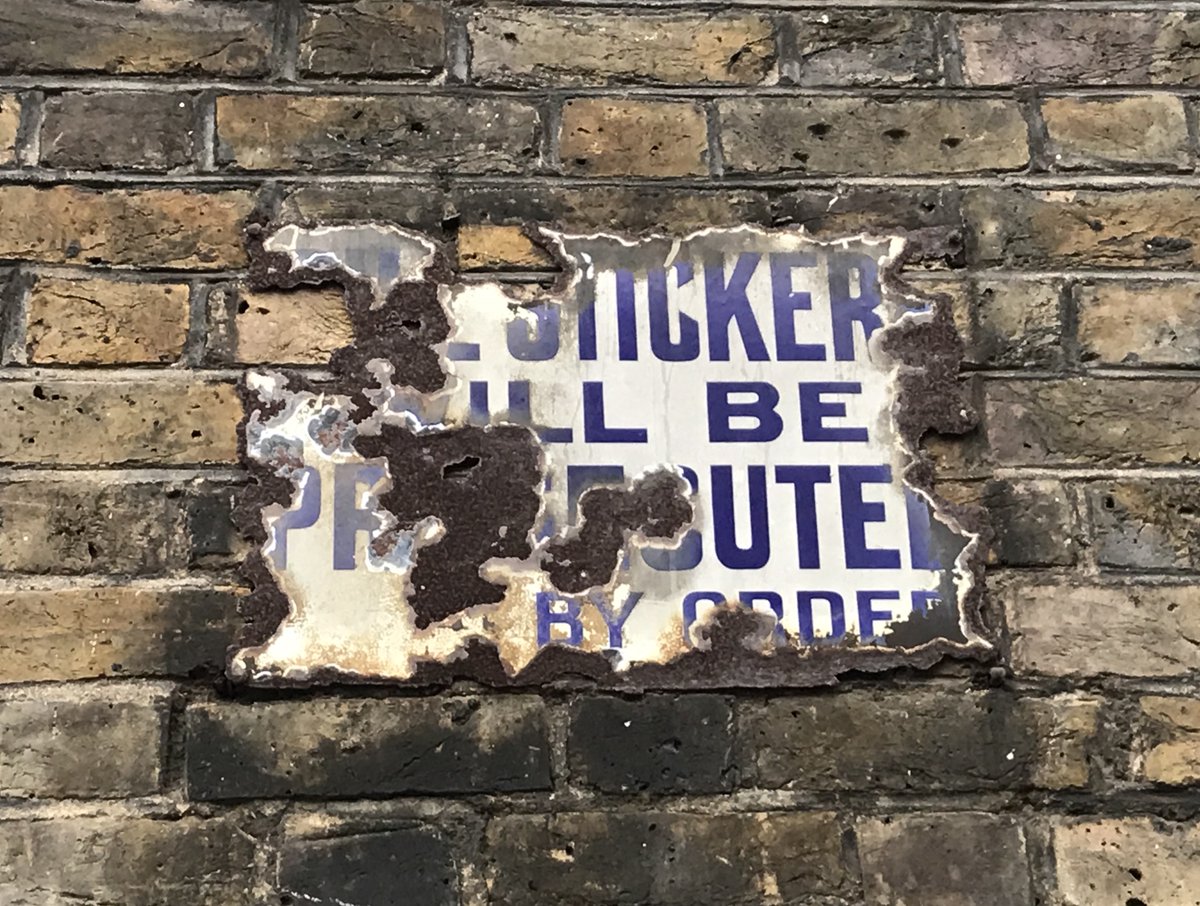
left=229, top=213, right=994, bottom=689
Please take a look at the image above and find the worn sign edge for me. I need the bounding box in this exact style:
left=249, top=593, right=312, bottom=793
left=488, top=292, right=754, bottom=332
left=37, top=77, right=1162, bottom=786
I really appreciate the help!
left=228, top=212, right=995, bottom=690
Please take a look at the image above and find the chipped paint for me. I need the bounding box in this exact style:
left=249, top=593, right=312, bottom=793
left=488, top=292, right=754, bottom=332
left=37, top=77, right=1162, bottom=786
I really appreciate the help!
left=230, top=221, right=990, bottom=687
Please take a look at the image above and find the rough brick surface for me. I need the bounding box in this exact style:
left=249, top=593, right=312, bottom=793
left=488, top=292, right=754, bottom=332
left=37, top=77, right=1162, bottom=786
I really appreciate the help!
left=966, top=188, right=1200, bottom=268
left=784, top=10, right=940, bottom=85
left=0, top=95, right=19, bottom=165
left=958, top=12, right=1200, bottom=86
left=0, top=683, right=168, bottom=797
left=217, top=95, right=539, bottom=173
left=0, top=585, right=241, bottom=681
left=985, top=379, right=1200, bottom=466
left=1077, top=280, right=1200, bottom=366
left=0, top=816, right=256, bottom=905
left=739, top=689, right=1098, bottom=791
left=719, top=98, right=1027, bottom=175
left=1041, top=96, right=1190, bottom=170
left=26, top=276, right=189, bottom=364
left=484, top=811, right=850, bottom=904
left=0, top=0, right=274, bottom=76
left=1138, top=696, right=1200, bottom=785
left=569, top=695, right=733, bottom=793
left=186, top=696, right=552, bottom=798
left=0, top=480, right=191, bottom=575
left=40, top=92, right=198, bottom=171
left=299, top=0, right=445, bottom=77
left=3, top=0, right=1199, bottom=901
left=1053, top=818, right=1200, bottom=904
left=940, top=479, right=1077, bottom=567
left=469, top=8, right=775, bottom=86
left=1005, top=583, right=1200, bottom=678
left=962, top=277, right=1063, bottom=368
left=0, top=380, right=241, bottom=466
left=1089, top=480, right=1200, bottom=569
left=859, top=813, right=1032, bottom=906
left=456, top=224, right=554, bottom=270
left=279, top=824, right=458, bottom=906
left=207, top=285, right=354, bottom=365
left=559, top=98, right=708, bottom=177
left=0, top=186, right=252, bottom=268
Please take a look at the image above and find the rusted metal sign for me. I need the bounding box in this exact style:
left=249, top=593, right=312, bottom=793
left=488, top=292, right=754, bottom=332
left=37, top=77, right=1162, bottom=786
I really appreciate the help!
left=231, top=223, right=990, bottom=687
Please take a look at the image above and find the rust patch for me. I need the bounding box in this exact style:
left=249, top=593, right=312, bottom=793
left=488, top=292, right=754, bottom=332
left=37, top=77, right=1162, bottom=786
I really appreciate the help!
left=227, top=218, right=992, bottom=688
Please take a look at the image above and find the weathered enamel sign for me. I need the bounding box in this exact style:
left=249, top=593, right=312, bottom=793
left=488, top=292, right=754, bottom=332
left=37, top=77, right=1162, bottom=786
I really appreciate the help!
left=231, top=223, right=989, bottom=686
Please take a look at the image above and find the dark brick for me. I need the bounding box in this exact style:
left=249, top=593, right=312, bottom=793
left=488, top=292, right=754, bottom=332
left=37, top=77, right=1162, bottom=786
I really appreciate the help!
left=940, top=479, right=1077, bottom=567
left=484, top=811, right=851, bottom=904
left=187, top=486, right=245, bottom=565
left=1089, top=480, right=1200, bottom=570
left=0, top=0, right=274, bottom=77
left=299, top=0, right=445, bottom=77
left=985, top=379, right=1200, bottom=467
left=186, top=696, right=551, bottom=799
left=0, top=816, right=255, bottom=905
left=279, top=825, right=456, bottom=906
left=785, top=10, right=940, bottom=85
left=278, top=183, right=773, bottom=236
left=569, top=695, right=733, bottom=793
left=859, top=813, right=1032, bottom=906
left=740, top=689, right=1098, bottom=791
left=216, top=94, right=539, bottom=173
left=0, top=480, right=189, bottom=575
left=40, top=92, right=197, bottom=171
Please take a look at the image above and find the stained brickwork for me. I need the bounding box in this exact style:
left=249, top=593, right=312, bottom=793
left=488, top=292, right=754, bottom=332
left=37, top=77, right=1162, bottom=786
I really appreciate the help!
left=1, top=2, right=1198, bottom=903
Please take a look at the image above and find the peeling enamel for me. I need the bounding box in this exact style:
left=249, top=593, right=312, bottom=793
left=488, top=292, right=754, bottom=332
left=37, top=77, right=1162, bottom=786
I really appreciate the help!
left=233, top=223, right=990, bottom=685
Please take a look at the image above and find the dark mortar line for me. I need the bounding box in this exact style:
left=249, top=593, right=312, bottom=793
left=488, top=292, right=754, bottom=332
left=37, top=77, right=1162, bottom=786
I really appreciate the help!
left=271, top=0, right=303, bottom=84
left=935, top=11, right=965, bottom=87
left=13, top=89, right=43, bottom=169
left=9, top=169, right=1200, bottom=193
left=704, top=99, right=725, bottom=177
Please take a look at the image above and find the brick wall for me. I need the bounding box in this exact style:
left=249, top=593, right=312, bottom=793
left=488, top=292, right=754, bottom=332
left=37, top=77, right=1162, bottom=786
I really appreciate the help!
left=1, top=2, right=1198, bottom=904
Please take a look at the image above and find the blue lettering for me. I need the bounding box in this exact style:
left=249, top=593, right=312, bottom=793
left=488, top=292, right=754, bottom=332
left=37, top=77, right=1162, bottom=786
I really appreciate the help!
left=592, top=589, right=643, bottom=647
left=705, top=252, right=769, bottom=361
left=770, top=252, right=824, bottom=361
left=707, top=382, right=783, bottom=442
left=333, top=463, right=386, bottom=570
left=507, top=304, right=560, bottom=361
left=614, top=270, right=641, bottom=361
left=829, top=254, right=883, bottom=361
left=797, top=591, right=846, bottom=643
left=711, top=465, right=770, bottom=569
left=270, top=466, right=321, bottom=569
left=905, top=489, right=940, bottom=570
left=536, top=592, right=584, bottom=647
left=583, top=382, right=648, bottom=443
left=839, top=465, right=901, bottom=569
left=648, top=263, right=700, bottom=361
left=774, top=465, right=831, bottom=568
left=799, top=382, right=868, bottom=442
left=857, top=590, right=900, bottom=641
left=681, top=590, right=725, bottom=645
